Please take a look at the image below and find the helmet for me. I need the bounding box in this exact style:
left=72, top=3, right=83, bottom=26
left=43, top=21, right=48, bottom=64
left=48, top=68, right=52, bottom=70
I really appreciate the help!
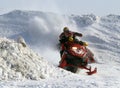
left=63, top=27, right=69, bottom=32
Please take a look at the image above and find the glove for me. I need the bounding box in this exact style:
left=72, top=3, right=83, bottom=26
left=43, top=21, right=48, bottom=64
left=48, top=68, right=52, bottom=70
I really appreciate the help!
left=83, top=42, right=88, bottom=46
left=69, top=36, right=73, bottom=42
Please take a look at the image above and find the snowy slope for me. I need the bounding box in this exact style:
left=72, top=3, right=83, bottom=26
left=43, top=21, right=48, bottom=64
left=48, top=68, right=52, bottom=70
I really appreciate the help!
left=0, top=10, right=120, bottom=88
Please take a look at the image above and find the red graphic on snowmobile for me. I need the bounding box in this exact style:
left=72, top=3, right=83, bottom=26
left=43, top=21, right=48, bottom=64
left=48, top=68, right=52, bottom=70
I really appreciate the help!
left=58, top=41, right=97, bottom=75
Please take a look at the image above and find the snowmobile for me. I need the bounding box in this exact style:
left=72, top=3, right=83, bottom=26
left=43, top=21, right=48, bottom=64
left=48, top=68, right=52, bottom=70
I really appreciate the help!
left=58, top=41, right=97, bottom=75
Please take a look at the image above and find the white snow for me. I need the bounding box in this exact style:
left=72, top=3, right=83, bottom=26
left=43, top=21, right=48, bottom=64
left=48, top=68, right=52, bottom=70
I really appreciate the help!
left=0, top=10, right=120, bottom=88
left=0, top=37, right=57, bottom=80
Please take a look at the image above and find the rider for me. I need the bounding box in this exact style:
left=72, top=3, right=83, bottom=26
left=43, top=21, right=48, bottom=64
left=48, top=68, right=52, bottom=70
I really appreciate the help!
left=59, top=27, right=88, bottom=57
left=59, top=27, right=88, bottom=44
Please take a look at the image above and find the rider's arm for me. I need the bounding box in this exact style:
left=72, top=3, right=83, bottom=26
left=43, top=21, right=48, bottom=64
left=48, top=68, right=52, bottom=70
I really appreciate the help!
left=74, top=32, right=83, bottom=37
left=59, top=33, right=64, bottom=39
left=59, top=33, right=68, bottom=43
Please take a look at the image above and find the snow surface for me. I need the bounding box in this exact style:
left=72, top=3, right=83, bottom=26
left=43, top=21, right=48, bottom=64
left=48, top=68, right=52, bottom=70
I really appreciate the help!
left=0, top=10, right=120, bottom=88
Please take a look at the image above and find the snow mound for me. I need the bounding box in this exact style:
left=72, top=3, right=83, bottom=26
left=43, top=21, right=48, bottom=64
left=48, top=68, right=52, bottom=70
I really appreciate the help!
left=71, top=14, right=97, bottom=27
left=0, top=37, right=62, bottom=81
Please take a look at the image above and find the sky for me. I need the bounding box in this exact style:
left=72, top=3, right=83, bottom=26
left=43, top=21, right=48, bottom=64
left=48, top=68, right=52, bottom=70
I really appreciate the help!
left=0, top=0, right=120, bottom=16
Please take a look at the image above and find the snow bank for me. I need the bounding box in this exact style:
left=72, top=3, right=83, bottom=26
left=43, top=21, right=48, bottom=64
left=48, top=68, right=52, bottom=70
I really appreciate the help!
left=0, top=37, right=65, bottom=81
